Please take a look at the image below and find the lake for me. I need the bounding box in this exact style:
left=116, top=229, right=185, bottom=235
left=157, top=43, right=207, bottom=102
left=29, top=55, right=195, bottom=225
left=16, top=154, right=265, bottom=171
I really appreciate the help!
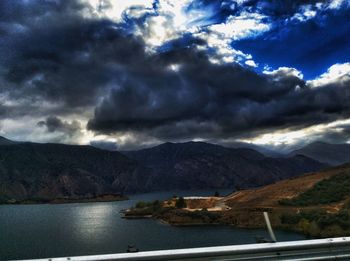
left=0, top=189, right=305, bottom=260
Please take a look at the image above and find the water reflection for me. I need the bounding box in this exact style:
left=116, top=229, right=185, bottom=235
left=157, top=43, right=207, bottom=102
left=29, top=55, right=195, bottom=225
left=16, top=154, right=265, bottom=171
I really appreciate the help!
left=0, top=190, right=305, bottom=260
left=70, top=204, right=115, bottom=243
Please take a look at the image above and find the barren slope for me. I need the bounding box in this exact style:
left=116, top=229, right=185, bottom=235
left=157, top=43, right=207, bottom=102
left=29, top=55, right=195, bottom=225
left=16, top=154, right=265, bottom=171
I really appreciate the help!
left=225, top=163, right=350, bottom=209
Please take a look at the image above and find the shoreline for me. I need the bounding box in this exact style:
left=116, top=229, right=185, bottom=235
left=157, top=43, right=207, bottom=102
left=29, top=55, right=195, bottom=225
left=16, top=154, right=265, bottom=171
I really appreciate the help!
left=1, top=195, right=128, bottom=205
left=121, top=210, right=308, bottom=238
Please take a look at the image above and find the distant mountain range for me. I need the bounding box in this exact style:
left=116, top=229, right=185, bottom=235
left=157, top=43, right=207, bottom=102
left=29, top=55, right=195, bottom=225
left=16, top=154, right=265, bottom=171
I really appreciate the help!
left=290, top=141, right=350, bottom=166
left=124, top=141, right=325, bottom=190
left=0, top=137, right=330, bottom=203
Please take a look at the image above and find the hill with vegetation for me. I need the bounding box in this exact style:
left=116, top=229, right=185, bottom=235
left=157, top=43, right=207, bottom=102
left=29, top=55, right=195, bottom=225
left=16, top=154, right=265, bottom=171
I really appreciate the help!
left=134, top=164, right=350, bottom=238
left=223, top=163, right=350, bottom=237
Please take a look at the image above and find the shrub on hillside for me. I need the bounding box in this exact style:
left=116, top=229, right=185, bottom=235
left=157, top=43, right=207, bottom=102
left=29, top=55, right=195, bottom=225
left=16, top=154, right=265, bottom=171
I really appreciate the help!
left=175, top=197, right=187, bottom=208
left=279, top=172, right=350, bottom=206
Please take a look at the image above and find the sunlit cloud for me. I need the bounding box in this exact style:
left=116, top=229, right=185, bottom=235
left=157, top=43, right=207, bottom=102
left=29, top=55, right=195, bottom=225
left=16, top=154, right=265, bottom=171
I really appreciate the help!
left=289, top=0, right=349, bottom=23
left=263, top=67, right=304, bottom=79
left=207, top=12, right=270, bottom=41
left=291, top=4, right=317, bottom=22
left=245, top=60, right=258, bottom=67
left=81, top=0, right=154, bottom=21
left=239, top=119, right=350, bottom=150
left=307, top=63, right=350, bottom=88
left=196, top=12, right=270, bottom=66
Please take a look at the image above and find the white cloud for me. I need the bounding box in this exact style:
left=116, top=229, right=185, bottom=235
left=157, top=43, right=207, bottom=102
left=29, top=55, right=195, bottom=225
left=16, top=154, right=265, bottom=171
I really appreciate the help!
left=0, top=117, right=70, bottom=144
left=327, top=0, right=348, bottom=10
left=291, top=4, right=317, bottom=22
left=155, top=0, right=192, bottom=29
left=307, top=63, right=350, bottom=88
left=239, top=118, right=350, bottom=149
left=81, top=0, right=154, bottom=21
left=199, top=30, right=253, bottom=64
left=141, top=15, right=178, bottom=46
left=195, top=12, right=270, bottom=66
left=245, top=59, right=258, bottom=67
left=263, top=67, right=304, bottom=79
left=290, top=0, right=349, bottom=23
left=207, top=12, right=271, bottom=41
left=128, top=0, right=206, bottom=49
left=89, top=131, right=160, bottom=150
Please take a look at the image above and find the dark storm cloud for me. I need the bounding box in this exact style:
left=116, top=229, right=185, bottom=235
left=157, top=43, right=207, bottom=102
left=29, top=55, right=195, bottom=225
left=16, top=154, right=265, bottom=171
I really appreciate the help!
left=4, top=21, right=144, bottom=108
left=87, top=43, right=350, bottom=141
left=1, top=0, right=147, bottom=111
left=37, top=116, right=81, bottom=136
left=1, top=0, right=350, bottom=146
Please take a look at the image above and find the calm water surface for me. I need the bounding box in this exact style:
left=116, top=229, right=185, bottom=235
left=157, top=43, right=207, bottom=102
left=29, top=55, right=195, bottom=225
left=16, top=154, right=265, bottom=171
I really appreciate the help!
left=0, top=190, right=305, bottom=260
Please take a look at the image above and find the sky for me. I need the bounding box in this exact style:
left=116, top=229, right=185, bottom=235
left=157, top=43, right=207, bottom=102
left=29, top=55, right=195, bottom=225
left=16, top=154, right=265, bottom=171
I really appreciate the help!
left=0, top=0, right=350, bottom=151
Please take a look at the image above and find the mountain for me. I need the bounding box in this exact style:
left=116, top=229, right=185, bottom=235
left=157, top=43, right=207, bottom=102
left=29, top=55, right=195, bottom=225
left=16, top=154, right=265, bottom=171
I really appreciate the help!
left=0, top=138, right=327, bottom=203
left=290, top=141, right=350, bottom=166
left=0, top=139, right=151, bottom=203
left=123, top=141, right=326, bottom=191
left=215, top=141, right=283, bottom=157
left=0, top=136, right=17, bottom=145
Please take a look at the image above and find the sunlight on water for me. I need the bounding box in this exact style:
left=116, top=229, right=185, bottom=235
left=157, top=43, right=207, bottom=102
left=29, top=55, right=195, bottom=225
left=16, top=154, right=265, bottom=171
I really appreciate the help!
left=0, top=190, right=305, bottom=260
left=70, top=204, right=115, bottom=242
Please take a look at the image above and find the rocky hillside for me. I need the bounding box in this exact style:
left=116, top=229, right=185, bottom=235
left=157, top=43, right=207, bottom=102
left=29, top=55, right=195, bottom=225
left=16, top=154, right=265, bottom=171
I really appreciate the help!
left=0, top=140, right=150, bottom=203
left=124, top=141, right=326, bottom=191
left=0, top=138, right=326, bottom=203
left=290, top=141, right=350, bottom=166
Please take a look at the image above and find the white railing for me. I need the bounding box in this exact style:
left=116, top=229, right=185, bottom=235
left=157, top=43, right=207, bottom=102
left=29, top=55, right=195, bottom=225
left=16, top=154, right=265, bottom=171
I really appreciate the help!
left=17, top=237, right=350, bottom=261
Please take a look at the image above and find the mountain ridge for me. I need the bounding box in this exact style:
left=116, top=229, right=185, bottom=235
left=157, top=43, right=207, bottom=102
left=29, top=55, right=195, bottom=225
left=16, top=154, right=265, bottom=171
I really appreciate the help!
left=290, top=141, right=350, bottom=165
left=0, top=137, right=327, bottom=203
left=123, top=140, right=327, bottom=191
left=0, top=136, right=17, bottom=145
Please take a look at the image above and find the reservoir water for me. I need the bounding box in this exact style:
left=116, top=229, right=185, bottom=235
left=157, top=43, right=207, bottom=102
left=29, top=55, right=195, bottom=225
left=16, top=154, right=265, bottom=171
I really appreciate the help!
left=0, top=189, right=305, bottom=260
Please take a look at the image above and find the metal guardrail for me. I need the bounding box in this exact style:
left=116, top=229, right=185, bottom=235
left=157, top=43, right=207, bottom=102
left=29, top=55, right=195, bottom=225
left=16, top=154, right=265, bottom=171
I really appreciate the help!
left=17, top=237, right=350, bottom=261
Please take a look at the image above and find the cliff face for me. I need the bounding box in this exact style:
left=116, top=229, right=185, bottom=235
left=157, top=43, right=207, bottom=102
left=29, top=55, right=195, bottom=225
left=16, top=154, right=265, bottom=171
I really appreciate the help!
left=0, top=138, right=327, bottom=203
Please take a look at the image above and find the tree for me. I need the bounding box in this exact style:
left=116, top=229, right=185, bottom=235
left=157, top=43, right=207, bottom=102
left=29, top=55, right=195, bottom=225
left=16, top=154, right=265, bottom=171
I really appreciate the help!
left=135, top=201, right=150, bottom=208
left=175, top=196, right=187, bottom=208
left=152, top=200, right=162, bottom=212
